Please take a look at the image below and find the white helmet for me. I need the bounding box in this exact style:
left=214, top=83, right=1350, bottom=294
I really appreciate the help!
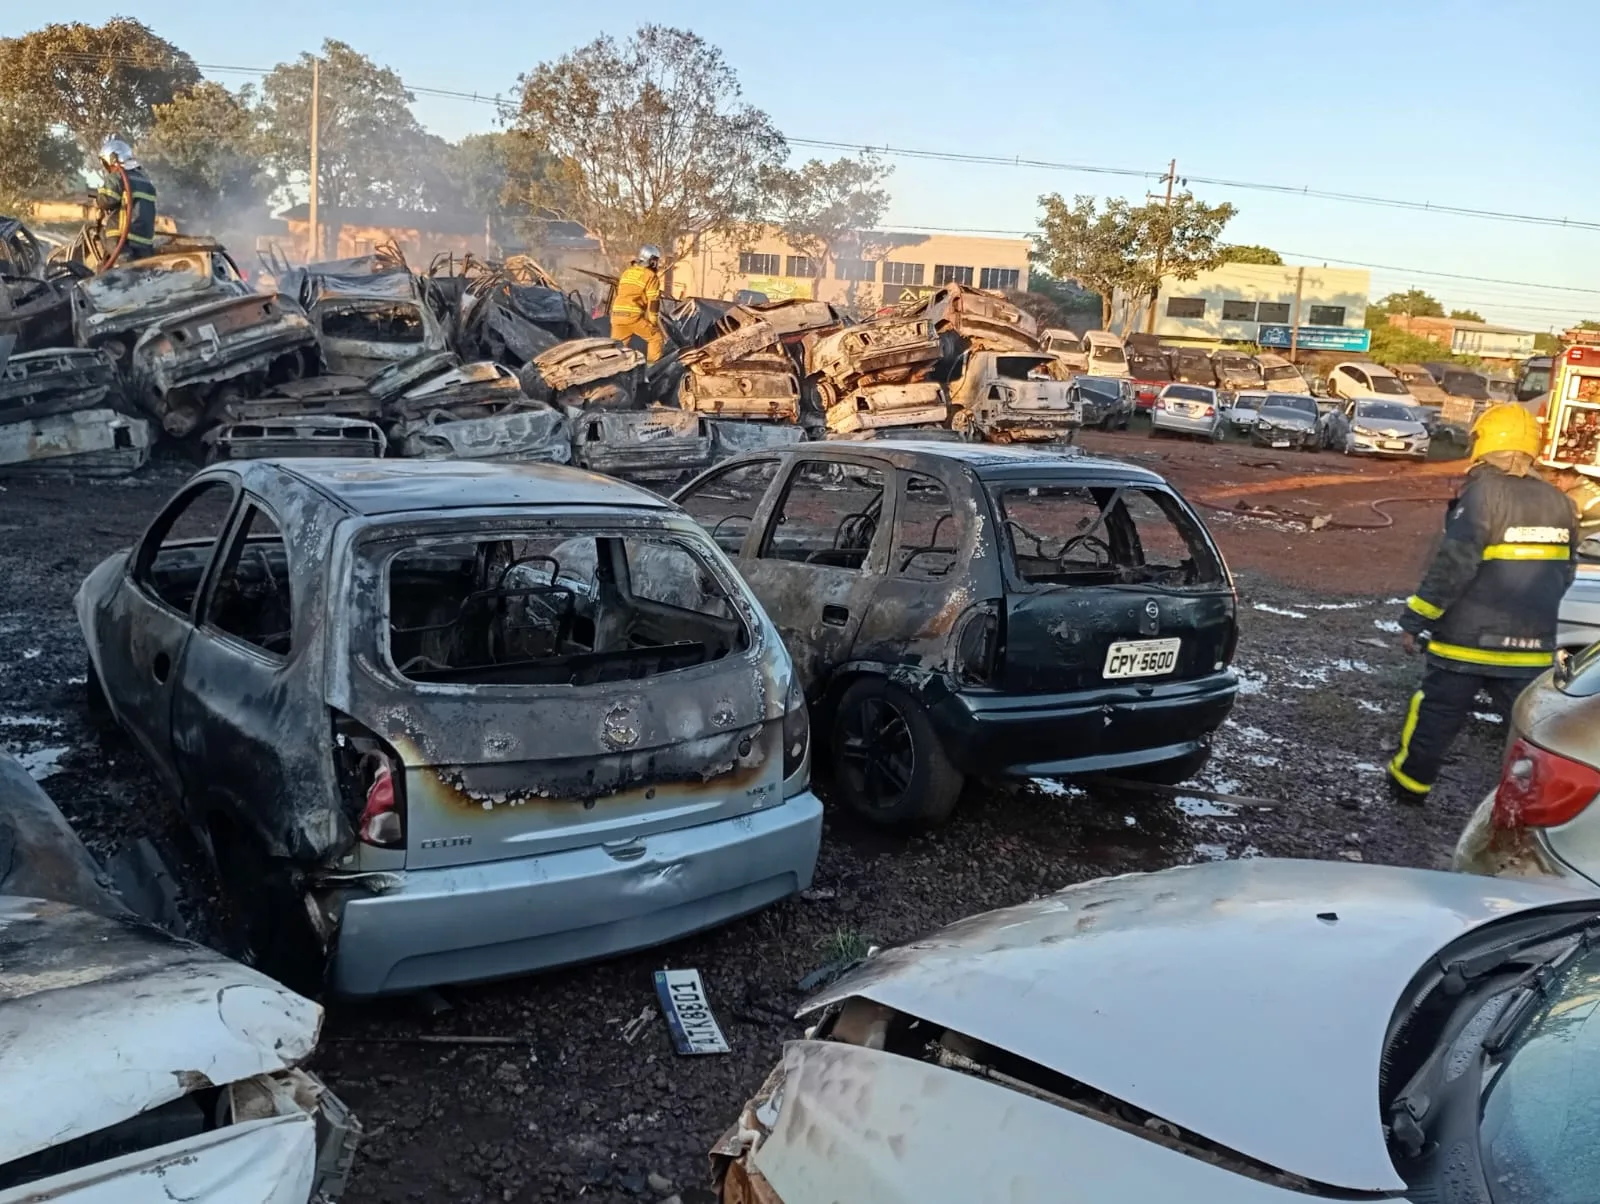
left=99, top=136, right=138, bottom=170
left=637, top=244, right=662, bottom=266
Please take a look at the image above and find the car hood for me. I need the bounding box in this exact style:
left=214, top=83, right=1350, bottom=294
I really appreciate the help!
left=800, top=858, right=1599, bottom=1193
left=0, top=895, right=323, bottom=1167
left=1256, top=409, right=1316, bottom=430
left=1354, top=417, right=1428, bottom=436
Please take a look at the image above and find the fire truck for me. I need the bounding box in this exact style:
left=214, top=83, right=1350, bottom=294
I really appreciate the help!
left=1536, top=338, right=1600, bottom=532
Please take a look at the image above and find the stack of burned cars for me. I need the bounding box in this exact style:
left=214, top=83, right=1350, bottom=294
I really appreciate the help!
left=76, top=457, right=822, bottom=996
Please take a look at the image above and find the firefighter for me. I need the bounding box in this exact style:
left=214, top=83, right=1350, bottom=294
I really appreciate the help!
left=1389, top=403, right=1579, bottom=802
left=94, top=137, right=158, bottom=268
left=609, top=244, right=665, bottom=363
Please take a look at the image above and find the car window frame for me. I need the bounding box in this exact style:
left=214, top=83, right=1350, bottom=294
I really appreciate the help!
left=673, top=456, right=785, bottom=558
left=891, top=468, right=965, bottom=582
left=757, top=455, right=894, bottom=576
left=194, top=494, right=299, bottom=666
left=130, top=475, right=242, bottom=623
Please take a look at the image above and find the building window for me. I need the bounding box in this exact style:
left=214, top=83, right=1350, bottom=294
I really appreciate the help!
left=979, top=267, right=1020, bottom=291
left=1308, top=305, right=1346, bottom=326
left=1256, top=302, right=1291, bottom=324
left=882, top=261, right=925, bottom=286
left=785, top=255, right=818, bottom=278
left=738, top=252, right=780, bottom=275
left=1221, top=300, right=1257, bottom=322
left=1166, top=297, right=1206, bottom=319
left=834, top=258, right=876, bottom=282
left=934, top=264, right=974, bottom=286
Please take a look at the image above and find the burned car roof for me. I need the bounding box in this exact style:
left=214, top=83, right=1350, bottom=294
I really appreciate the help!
left=259, top=457, right=674, bottom=516
left=795, top=439, right=1167, bottom=484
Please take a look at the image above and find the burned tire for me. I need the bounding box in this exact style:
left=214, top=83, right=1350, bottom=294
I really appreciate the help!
left=831, top=678, right=962, bottom=829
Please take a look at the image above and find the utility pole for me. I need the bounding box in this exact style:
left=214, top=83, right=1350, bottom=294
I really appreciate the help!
left=1288, top=265, right=1306, bottom=363
left=1144, top=159, right=1177, bottom=334
left=308, top=56, right=320, bottom=263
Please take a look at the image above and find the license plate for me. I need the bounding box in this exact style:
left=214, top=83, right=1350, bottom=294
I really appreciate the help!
left=1382, top=440, right=1407, bottom=450
left=1271, top=439, right=1291, bottom=448
left=1104, top=638, right=1181, bottom=679
left=653, top=968, right=730, bottom=1055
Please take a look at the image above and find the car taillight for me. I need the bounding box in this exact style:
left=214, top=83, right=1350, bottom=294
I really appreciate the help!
left=1154, top=399, right=1166, bottom=410
left=951, top=600, right=1003, bottom=686
left=1202, top=405, right=1216, bottom=416
left=333, top=711, right=407, bottom=849
left=1492, top=737, right=1600, bottom=829
left=783, top=675, right=810, bottom=785
left=359, top=757, right=404, bottom=847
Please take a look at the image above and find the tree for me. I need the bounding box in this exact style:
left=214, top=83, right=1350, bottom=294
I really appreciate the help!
left=510, top=25, right=785, bottom=265
left=1373, top=289, right=1444, bottom=317
left=142, top=82, right=269, bottom=228
left=1034, top=191, right=1236, bottom=328
left=1219, top=244, right=1282, bottom=265
left=1369, top=323, right=1481, bottom=368
left=0, top=19, right=198, bottom=160
left=258, top=40, right=435, bottom=220
left=1448, top=308, right=1484, bottom=322
left=1534, top=332, right=1562, bottom=353
left=0, top=99, right=78, bottom=213
left=763, top=153, right=892, bottom=300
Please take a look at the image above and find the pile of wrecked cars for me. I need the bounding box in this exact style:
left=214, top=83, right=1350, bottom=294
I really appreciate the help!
left=3, top=215, right=1080, bottom=482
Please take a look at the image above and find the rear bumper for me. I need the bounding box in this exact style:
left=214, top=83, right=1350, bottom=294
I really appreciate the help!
left=328, top=791, right=823, bottom=997
left=1151, top=413, right=1217, bottom=438
left=1452, top=789, right=1600, bottom=888
left=929, top=672, right=1238, bottom=778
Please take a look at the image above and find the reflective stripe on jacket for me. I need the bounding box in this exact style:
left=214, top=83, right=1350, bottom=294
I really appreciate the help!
left=610, top=264, right=661, bottom=319
left=1400, top=463, right=1579, bottom=675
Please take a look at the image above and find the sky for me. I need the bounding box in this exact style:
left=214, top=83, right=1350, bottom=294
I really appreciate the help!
left=14, top=0, right=1600, bottom=329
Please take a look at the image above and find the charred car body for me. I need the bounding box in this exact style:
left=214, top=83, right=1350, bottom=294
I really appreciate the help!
left=76, top=458, right=821, bottom=996
left=674, top=442, right=1238, bottom=827
left=0, top=342, right=150, bottom=477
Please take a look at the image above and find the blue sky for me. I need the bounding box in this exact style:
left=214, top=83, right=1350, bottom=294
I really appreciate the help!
left=16, top=0, right=1600, bottom=328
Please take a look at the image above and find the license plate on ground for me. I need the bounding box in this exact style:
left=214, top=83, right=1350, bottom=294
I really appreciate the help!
left=654, top=969, right=730, bottom=1055
left=1381, top=440, right=1407, bottom=450
left=1104, top=638, right=1182, bottom=679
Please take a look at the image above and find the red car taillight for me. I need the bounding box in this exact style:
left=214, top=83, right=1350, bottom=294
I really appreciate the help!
left=332, top=711, right=407, bottom=849
left=1202, top=405, right=1216, bottom=417
left=1154, top=399, right=1166, bottom=410
left=1492, top=737, right=1600, bottom=829
left=359, top=758, right=404, bottom=847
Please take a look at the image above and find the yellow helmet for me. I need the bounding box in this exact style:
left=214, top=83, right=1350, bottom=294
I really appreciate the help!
left=1470, top=403, right=1541, bottom=461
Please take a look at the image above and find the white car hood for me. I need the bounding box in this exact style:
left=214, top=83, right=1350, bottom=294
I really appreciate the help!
left=0, top=896, right=323, bottom=1167
left=800, top=858, right=1599, bottom=1193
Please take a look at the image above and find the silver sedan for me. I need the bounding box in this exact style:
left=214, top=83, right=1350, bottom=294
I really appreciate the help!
left=1150, top=383, right=1223, bottom=441
left=1321, top=399, right=1431, bottom=458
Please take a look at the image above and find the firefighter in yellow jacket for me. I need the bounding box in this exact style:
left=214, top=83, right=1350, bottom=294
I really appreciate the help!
left=609, top=244, right=665, bottom=363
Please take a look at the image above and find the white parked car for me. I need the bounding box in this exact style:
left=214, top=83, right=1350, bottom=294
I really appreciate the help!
left=711, top=859, right=1600, bottom=1204
left=1080, top=330, right=1129, bottom=378
left=1327, top=361, right=1414, bottom=402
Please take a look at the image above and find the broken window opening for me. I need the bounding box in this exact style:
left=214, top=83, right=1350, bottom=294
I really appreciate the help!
left=895, top=473, right=958, bottom=580
left=136, top=479, right=237, bottom=616
left=385, top=532, right=749, bottom=686
left=762, top=461, right=886, bottom=572
left=676, top=458, right=781, bottom=555
left=996, top=485, right=1223, bottom=589
left=205, top=505, right=294, bottom=657
left=319, top=301, right=425, bottom=343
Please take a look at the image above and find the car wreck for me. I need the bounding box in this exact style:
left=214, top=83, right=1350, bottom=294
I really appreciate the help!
left=0, top=343, right=150, bottom=477
left=304, top=269, right=449, bottom=379
left=947, top=350, right=1081, bottom=442
left=674, top=442, right=1237, bottom=826
left=77, top=458, right=822, bottom=996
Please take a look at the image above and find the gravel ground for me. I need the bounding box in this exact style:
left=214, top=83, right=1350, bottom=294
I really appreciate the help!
left=0, top=438, right=1508, bottom=1204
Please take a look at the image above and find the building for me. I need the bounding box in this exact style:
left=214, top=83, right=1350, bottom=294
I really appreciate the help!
left=1385, top=314, right=1537, bottom=366
left=1110, top=261, right=1372, bottom=351
left=671, top=226, right=1031, bottom=310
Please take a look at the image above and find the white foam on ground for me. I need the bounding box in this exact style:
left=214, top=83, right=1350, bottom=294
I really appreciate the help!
left=1253, top=603, right=1308, bottom=619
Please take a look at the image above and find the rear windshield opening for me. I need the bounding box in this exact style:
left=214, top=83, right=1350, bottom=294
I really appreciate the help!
left=387, top=532, right=748, bottom=685
left=996, top=485, right=1224, bottom=588
left=1262, top=364, right=1299, bottom=381
left=321, top=302, right=425, bottom=343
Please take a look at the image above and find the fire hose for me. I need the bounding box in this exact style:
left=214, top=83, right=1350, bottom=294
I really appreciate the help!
left=96, top=161, right=132, bottom=274
left=1188, top=493, right=1459, bottom=531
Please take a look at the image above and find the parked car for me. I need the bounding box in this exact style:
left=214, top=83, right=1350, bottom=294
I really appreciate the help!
left=1081, top=330, right=1129, bottom=378
left=1069, top=374, right=1133, bottom=429
left=1424, top=361, right=1493, bottom=401
left=1150, top=382, right=1223, bottom=441
left=1392, top=363, right=1452, bottom=428
left=1166, top=347, right=1218, bottom=387
left=1320, top=398, right=1431, bottom=458
left=672, top=442, right=1238, bottom=827
left=76, top=458, right=822, bottom=996
left=1453, top=642, right=1600, bottom=890
left=711, top=858, right=1600, bottom=1204
left=1557, top=537, right=1600, bottom=648
left=1042, top=327, right=1087, bottom=373
left=1255, top=352, right=1308, bottom=394
left=1222, top=390, right=1262, bottom=432
left=1125, top=351, right=1173, bottom=409
left=1326, top=360, right=1413, bottom=402
left=1248, top=393, right=1321, bottom=450
left=1210, top=349, right=1263, bottom=392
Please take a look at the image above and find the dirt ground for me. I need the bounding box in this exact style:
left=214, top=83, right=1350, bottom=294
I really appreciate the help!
left=0, top=432, right=1508, bottom=1204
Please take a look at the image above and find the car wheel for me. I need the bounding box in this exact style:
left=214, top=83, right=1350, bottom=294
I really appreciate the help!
left=210, top=819, right=326, bottom=994
left=831, top=678, right=963, bottom=829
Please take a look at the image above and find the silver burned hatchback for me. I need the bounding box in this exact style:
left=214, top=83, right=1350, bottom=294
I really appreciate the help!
left=76, top=459, right=822, bottom=996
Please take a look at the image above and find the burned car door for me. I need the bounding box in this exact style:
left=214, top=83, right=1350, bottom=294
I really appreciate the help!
left=740, top=458, right=892, bottom=694
left=86, top=478, right=239, bottom=795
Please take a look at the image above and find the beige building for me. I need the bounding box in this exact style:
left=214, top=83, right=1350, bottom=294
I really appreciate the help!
left=671, top=226, right=1031, bottom=311
left=1385, top=314, right=1537, bottom=367
left=1111, top=261, right=1372, bottom=348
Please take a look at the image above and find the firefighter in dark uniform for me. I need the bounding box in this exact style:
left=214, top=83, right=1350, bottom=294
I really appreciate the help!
left=1390, top=403, right=1578, bottom=802
left=94, top=137, right=158, bottom=267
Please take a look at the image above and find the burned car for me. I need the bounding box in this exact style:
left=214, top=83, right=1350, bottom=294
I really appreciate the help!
left=0, top=344, right=151, bottom=477
left=674, top=442, right=1238, bottom=827
left=712, top=858, right=1600, bottom=1204
left=305, top=269, right=449, bottom=379
left=76, top=459, right=821, bottom=996
left=947, top=350, right=1082, bottom=442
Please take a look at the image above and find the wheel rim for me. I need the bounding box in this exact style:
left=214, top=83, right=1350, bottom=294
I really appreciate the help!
left=837, top=695, right=916, bottom=810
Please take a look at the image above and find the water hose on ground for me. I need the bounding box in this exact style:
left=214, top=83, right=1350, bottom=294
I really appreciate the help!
left=1189, top=493, right=1457, bottom=531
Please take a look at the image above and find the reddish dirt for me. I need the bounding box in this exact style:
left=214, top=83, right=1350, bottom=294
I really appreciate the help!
left=1077, top=428, right=1469, bottom=595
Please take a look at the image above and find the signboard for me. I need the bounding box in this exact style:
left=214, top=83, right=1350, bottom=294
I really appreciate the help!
left=742, top=275, right=812, bottom=302
left=1257, top=324, right=1371, bottom=353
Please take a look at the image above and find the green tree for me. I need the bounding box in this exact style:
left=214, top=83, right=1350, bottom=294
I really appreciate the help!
left=1218, top=244, right=1282, bottom=265
left=1027, top=267, right=1102, bottom=319
left=1578, top=320, right=1600, bottom=331
left=142, top=82, right=269, bottom=227
left=763, top=153, right=892, bottom=300
left=1034, top=191, right=1237, bottom=328
left=0, top=99, right=78, bottom=213
left=0, top=19, right=198, bottom=161
left=510, top=25, right=785, bottom=266
left=257, top=40, right=435, bottom=223
left=1447, top=308, right=1484, bottom=322
left=1534, top=332, right=1562, bottom=353
left=1373, top=288, right=1444, bottom=317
